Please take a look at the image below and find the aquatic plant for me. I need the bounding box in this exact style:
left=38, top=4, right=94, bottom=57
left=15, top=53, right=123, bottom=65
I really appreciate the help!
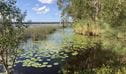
left=24, top=26, right=61, bottom=41
left=16, top=43, right=70, bottom=68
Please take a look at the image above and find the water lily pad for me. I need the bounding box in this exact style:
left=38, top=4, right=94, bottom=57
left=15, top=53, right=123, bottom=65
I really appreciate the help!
left=41, top=64, right=47, bottom=68
left=53, top=62, right=59, bottom=65
left=47, top=65, right=53, bottom=68
left=43, top=62, right=48, bottom=65
left=60, top=52, right=64, bottom=55
left=47, top=59, right=51, bottom=61
left=72, top=51, right=78, bottom=56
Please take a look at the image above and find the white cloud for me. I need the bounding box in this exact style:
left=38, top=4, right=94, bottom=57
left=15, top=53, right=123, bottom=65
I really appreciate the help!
left=38, top=0, right=54, bottom=4
left=32, top=6, right=50, bottom=14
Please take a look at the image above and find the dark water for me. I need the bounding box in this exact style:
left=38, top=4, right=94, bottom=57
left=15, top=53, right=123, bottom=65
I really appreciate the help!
left=13, top=27, right=74, bottom=74
left=14, top=63, right=60, bottom=74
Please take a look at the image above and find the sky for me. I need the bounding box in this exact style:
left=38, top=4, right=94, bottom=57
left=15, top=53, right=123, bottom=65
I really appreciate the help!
left=16, top=0, right=61, bottom=22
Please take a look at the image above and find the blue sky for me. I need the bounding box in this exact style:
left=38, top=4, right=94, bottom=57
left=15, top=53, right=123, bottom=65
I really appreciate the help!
left=16, top=0, right=61, bottom=22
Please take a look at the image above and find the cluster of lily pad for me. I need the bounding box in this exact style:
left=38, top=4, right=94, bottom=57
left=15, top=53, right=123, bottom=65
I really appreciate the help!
left=16, top=43, right=70, bottom=68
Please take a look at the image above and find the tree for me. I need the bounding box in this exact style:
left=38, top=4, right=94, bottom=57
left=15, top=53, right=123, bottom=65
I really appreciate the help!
left=0, top=0, right=26, bottom=74
left=58, top=0, right=126, bottom=24
left=57, top=0, right=126, bottom=36
left=57, top=0, right=102, bottom=35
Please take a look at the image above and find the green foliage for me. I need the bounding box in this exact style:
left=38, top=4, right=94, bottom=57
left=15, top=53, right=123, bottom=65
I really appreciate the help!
left=95, top=65, right=126, bottom=74
left=58, top=0, right=126, bottom=73
left=72, top=20, right=101, bottom=36
left=63, top=34, right=101, bottom=52
left=95, top=66, right=113, bottom=74
left=57, top=0, right=126, bottom=32
left=0, top=0, right=26, bottom=73
left=61, top=34, right=126, bottom=74
left=62, top=66, right=126, bottom=74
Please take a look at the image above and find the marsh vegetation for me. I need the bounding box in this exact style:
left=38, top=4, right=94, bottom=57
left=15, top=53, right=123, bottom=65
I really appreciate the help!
left=0, top=0, right=126, bottom=74
left=24, top=25, right=62, bottom=41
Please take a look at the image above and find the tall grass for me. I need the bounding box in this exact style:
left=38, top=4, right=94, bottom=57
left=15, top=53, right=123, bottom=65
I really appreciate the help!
left=73, top=20, right=101, bottom=36
left=24, top=26, right=61, bottom=41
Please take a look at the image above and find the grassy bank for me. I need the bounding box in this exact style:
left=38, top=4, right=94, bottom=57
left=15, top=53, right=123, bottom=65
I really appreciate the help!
left=60, top=19, right=126, bottom=74
left=61, top=34, right=126, bottom=74
left=24, top=26, right=61, bottom=41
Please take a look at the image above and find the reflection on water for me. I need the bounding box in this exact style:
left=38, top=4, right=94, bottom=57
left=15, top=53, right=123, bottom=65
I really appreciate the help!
left=15, top=27, right=74, bottom=74
left=21, top=27, right=73, bottom=50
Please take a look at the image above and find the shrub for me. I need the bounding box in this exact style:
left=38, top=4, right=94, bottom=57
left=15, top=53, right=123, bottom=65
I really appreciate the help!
left=61, top=34, right=126, bottom=74
left=73, top=20, right=101, bottom=36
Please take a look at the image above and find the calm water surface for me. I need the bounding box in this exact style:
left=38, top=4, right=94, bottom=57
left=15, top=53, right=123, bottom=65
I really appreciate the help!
left=14, top=27, right=74, bottom=74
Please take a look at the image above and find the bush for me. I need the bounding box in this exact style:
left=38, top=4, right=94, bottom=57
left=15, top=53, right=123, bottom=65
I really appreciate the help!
left=73, top=20, right=101, bottom=36
left=61, top=34, right=126, bottom=74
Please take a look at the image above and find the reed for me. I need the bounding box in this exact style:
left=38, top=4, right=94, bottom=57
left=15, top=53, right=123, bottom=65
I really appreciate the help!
left=24, top=25, right=61, bottom=41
